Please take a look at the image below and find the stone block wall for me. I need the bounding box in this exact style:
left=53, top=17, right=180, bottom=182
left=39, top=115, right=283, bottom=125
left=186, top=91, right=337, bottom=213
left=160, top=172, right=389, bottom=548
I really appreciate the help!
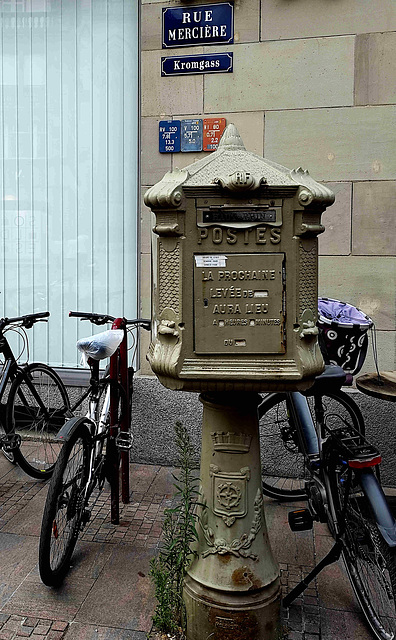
left=140, top=0, right=396, bottom=376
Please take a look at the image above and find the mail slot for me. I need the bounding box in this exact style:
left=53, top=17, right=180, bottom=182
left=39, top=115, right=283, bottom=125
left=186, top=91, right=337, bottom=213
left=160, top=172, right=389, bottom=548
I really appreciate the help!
left=144, top=124, right=335, bottom=392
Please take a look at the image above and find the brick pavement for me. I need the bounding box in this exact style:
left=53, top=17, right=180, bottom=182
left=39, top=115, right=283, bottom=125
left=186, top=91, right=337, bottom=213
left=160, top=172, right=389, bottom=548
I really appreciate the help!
left=0, top=455, right=376, bottom=640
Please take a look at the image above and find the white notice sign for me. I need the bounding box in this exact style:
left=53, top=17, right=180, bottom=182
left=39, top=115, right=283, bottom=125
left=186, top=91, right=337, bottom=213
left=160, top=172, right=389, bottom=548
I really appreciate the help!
left=195, top=255, right=228, bottom=267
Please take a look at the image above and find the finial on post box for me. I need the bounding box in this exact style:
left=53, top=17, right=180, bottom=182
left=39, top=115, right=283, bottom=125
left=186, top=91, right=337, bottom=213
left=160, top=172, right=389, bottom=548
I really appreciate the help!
left=217, top=123, right=246, bottom=150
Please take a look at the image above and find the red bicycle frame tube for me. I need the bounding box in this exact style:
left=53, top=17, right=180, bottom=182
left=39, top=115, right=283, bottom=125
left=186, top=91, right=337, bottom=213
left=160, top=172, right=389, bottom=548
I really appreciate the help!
left=109, top=318, right=130, bottom=523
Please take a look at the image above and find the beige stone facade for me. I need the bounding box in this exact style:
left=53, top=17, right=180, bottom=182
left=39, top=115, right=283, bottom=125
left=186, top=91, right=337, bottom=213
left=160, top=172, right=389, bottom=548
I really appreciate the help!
left=140, top=0, right=396, bottom=376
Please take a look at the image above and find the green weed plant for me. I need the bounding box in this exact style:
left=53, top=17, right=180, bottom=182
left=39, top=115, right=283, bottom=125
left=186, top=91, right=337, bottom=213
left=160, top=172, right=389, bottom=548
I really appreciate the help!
left=150, top=421, right=200, bottom=635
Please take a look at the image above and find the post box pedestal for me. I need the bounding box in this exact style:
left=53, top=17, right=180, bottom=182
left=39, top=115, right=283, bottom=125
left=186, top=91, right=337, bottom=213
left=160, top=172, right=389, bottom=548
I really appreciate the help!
left=183, top=393, right=281, bottom=640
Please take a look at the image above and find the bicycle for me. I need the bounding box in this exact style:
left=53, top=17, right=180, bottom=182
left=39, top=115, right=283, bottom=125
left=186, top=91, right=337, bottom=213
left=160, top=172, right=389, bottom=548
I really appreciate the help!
left=259, top=373, right=365, bottom=501
left=259, top=365, right=396, bottom=640
left=39, top=311, right=151, bottom=586
left=0, top=311, right=70, bottom=479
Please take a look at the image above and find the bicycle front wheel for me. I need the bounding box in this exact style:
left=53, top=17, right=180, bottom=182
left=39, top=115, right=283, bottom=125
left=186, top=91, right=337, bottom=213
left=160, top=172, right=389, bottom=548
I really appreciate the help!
left=39, top=422, right=91, bottom=586
left=329, top=466, right=396, bottom=639
left=7, top=363, right=70, bottom=479
left=259, top=390, right=365, bottom=501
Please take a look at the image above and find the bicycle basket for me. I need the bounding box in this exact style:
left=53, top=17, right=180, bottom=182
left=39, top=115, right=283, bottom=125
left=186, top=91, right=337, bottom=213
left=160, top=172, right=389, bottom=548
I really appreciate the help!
left=317, top=297, right=373, bottom=376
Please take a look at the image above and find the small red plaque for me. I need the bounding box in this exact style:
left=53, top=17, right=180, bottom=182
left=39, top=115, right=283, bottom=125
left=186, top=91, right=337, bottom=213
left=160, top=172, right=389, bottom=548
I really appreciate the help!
left=203, top=118, right=226, bottom=152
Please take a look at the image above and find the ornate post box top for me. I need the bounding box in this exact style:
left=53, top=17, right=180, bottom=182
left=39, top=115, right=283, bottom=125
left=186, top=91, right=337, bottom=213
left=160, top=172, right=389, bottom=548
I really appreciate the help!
left=144, top=124, right=335, bottom=210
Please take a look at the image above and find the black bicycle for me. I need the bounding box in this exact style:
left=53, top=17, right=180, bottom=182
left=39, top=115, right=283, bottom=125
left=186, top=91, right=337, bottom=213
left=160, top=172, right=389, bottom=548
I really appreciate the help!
left=0, top=312, right=70, bottom=479
left=260, top=365, right=396, bottom=640
left=39, top=311, right=150, bottom=586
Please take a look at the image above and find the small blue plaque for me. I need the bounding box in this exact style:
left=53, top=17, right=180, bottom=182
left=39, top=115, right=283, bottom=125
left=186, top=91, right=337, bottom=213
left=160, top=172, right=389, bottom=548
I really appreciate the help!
left=159, top=120, right=181, bottom=153
left=181, top=119, right=203, bottom=152
left=162, top=3, right=234, bottom=49
left=162, top=52, right=233, bottom=76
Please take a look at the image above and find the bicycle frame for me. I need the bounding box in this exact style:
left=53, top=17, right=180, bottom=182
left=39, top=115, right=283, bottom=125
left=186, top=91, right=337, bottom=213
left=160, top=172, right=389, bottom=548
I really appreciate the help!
left=0, top=344, right=18, bottom=452
left=0, top=329, right=22, bottom=397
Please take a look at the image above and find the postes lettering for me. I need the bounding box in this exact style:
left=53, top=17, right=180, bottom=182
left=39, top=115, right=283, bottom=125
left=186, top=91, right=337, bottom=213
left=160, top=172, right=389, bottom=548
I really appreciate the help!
left=197, top=226, right=281, bottom=245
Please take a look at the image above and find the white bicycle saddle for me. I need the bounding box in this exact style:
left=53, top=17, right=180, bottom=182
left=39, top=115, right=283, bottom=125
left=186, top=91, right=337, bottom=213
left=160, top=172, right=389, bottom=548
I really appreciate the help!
left=77, top=329, right=124, bottom=363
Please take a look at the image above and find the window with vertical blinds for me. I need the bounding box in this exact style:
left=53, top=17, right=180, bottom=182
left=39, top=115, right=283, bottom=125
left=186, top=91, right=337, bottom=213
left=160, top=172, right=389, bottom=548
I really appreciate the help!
left=0, top=0, right=138, bottom=367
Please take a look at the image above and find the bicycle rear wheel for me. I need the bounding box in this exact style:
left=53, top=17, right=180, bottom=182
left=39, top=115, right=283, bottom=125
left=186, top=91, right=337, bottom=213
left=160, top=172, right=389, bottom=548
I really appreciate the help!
left=39, top=422, right=91, bottom=586
left=259, top=390, right=365, bottom=501
left=329, top=465, right=396, bottom=639
left=7, top=363, right=70, bottom=479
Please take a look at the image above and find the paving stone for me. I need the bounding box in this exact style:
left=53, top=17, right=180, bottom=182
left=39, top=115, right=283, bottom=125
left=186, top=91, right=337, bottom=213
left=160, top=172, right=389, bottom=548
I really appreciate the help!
left=48, top=625, right=67, bottom=634
left=284, top=631, right=303, bottom=640
left=2, top=575, right=96, bottom=622
left=16, top=627, right=33, bottom=637
left=33, top=626, right=51, bottom=636
left=320, top=608, right=373, bottom=640
left=46, top=632, right=64, bottom=640
left=63, top=622, right=146, bottom=640
left=74, top=547, right=155, bottom=633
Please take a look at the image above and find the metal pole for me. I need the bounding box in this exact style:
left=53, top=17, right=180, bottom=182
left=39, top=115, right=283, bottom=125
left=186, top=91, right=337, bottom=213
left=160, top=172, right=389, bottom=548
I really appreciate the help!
left=119, top=324, right=130, bottom=504
left=109, top=317, right=125, bottom=524
left=109, top=344, right=119, bottom=524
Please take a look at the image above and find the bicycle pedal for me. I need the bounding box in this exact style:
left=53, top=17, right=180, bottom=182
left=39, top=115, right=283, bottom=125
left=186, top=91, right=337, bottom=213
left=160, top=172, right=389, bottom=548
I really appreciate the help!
left=288, top=509, right=314, bottom=532
left=115, top=431, right=133, bottom=451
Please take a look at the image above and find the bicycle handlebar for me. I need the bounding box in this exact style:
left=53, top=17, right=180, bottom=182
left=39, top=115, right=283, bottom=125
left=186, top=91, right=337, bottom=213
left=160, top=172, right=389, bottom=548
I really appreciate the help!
left=69, top=311, right=151, bottom=330
left=69, top=311, right=115, bottom=324
left=0, top=311, right=50, bottom=330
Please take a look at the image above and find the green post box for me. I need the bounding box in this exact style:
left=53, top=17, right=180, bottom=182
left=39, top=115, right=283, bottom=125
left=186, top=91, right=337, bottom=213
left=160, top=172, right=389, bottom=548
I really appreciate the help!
left=145, top=125, right=334, bottom=393
left=144, top=125, right=335, bottom=640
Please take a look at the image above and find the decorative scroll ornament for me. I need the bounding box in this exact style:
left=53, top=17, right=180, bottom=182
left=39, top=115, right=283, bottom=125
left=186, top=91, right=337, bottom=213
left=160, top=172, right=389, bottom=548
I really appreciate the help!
left=290, top=167, right=335, bottom=208
left=153, top=222, right=182, bottom=237
left=299, top=309, right=319, bottom=340
left=143, top=168, right=189, bottom=209
left=147, top=320, right=182, bottom=382
left=158, top=319, right=179, bottom=338
left=200, top=488, right=264, bottom=560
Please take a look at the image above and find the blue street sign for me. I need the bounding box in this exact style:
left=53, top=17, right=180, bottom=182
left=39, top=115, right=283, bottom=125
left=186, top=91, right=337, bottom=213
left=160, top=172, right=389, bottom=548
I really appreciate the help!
left=181, top=119, right=203, bottom=152
left=159, top=120, right=181, bottom=153
left=162, top=3, right=234, bottom=49
left=162, top=52, right=233, bottom=76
